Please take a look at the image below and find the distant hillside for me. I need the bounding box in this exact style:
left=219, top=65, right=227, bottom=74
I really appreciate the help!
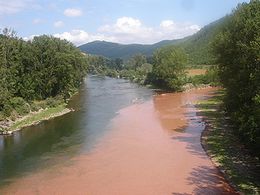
left=79, top=16, right=228, bottom=65
left=177, top=16, right=229, bottom=65
left=79, top=39, right=184, bottom=60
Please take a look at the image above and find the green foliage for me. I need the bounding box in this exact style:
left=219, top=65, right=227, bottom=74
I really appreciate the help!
left=86, top=53, right=153, bottom=85
left=0, top=30, right=88, bottom=119
left=1, top=97, right=30, bottom=117
left=197, top=92, right=260, bottom=194
left=0, top=112, right=4, bottom=121
left=9, top=104, right=68, bottom=131
left=106, top=69, right=119, bottom=78
left=120, top=69, right=137, bottom=80
left=130, top=54, right=147, bottom=71
left=30, top=102, right=41, bottom=112
left=147, top=46, right=187, bottom=91
left=78, top=40, right=182, bottom=60
left=29, top=35, right=88, bottom=99
left=175, top=17, right=231, bottom=65
left=87, top=55, right=115, bottom=75
left=213, top=0, right=260, bottom=151
left=46, top=97, right=63, bottom=108
left=9, top=97, right=30, bottom=115
left=112, top=58, right=124, bottom=70
left=189, top=66, right=220, bottom=86
left=2, top=104, right=12, bottom=117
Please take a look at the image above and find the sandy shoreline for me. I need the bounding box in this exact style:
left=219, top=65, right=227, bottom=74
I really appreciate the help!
left=0, top=88, right=237, bottom=194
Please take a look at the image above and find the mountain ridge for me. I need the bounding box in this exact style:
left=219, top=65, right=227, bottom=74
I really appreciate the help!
left=79, top=16, right=228, bottom=65
left=79, top=39, right=183, bottom=59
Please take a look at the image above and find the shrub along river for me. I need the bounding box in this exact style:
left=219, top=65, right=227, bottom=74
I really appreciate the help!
left=0, top=75, right=237, bottom=194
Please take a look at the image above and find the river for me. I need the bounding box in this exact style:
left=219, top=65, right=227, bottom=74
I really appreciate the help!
left=0, top=75, right=236, bottom=194
left=0, top=76, right=153, bottom=185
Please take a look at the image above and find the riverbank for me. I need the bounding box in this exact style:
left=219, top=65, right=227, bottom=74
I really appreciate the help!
left=196, top=90, right=260, bottom=194
left=0, top=104, right=72, bottom=135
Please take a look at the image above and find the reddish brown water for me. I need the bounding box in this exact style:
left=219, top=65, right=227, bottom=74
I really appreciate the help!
left=0, top=88, right=237, bottom=195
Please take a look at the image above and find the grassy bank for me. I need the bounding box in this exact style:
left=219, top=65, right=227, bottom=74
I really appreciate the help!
left=196, top=90, right=260, bottom=194
left=8, top=104, right=71, bottom=132
left=0, top=97, right=73, bottom=134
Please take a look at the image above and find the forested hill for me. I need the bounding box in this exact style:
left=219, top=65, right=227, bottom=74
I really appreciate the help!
left=79, top=16, right=228, bottom=65
left=78, top=39, right=183, bottom=60
left=177, top=16, right=229, bottom=65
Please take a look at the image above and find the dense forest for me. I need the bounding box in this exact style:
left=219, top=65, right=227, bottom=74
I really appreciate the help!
left=79, top=39, right=183, bottom=60
left=213, top=0, right=260, bottom=151
left=177, top=17, right=229, bottom=65
left=0, top=30, right=88, bottom=120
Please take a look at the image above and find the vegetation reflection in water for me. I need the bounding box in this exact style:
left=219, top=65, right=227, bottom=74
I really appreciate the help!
left=0, top=75, right=153, bottom=186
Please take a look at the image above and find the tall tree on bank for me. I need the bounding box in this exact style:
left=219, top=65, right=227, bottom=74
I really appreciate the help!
left=0, top=29, right=20, bottom=110
left=148, top=46, right=187, bottom=91
left=0, top=30, right=88, bottom=117
left=213, top=0, right=260, bottom=151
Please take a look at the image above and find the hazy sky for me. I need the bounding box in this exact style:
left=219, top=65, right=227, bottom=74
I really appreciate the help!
left=0, top=0, right=249, bottom=45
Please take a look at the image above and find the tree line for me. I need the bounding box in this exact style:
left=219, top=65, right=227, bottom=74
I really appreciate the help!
left=0, top=29, right=88, bottom=119
left=213, top=0, right=260, bottom=152
left=87, top=46, right=217, bottom=91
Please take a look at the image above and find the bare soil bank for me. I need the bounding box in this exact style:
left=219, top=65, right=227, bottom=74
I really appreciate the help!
left=0, top=88, right=237, bottom=195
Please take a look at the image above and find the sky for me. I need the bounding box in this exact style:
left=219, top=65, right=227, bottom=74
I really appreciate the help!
left=0, top=0, right=250, bottom=46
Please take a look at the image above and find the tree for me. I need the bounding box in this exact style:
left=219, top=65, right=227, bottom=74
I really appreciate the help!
left=148, top=46, right=187, bottom=91
left=0, top=28, right=19, bottom=109
left=0, top=32, right=88, bottom=117
left=113, top=58, right=124, bottom=70
left=126, top=54, right=146, bottom=71
left=213, top=0, right=260, bottom=150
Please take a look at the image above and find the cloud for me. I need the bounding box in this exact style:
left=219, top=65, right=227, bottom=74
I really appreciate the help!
left=25, top=17, right=200, bottom=46
left=54, top=21, right=64, bottom=28
left=98, top=17, right=200, bottom=44
left=100, top=17, right=142, bottom=33
left=98, top=17, right=155, bottom=44
left=160, top=20, right=175, bottom=28
left=64, top=8, right=82, bottom=17
left=53, top=29, right=116, bottom=46
left=159, top=20, right=200, bottom=39
left=0, top=0, right=33, bottom=14
left=23, top=34, right=38, bottom=41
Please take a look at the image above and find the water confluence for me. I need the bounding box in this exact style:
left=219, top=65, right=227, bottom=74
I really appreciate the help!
left=0, top=75, right=236, bottom=194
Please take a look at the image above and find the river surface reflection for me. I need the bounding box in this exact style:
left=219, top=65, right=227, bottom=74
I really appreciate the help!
left=0, top=75, right=153, bottom=186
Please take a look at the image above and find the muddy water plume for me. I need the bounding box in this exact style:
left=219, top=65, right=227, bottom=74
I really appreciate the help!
left=0, top=88, right=237, bottom=195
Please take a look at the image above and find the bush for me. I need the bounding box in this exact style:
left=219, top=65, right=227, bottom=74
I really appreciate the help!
left=46, top=97, right=62, bottom=108
left=34, top=101, right=48, bottom=109
left=9, top=97, right=30, bottom=115
left=106, top=69, right=118, bottom=78
left=10, top=110, right=19, bottom=121
left=30, top=102, right=41, bottom=112
left=188, top=66, right=220, bottom=86
left=148, top=46, right=187, bottom=91
left=0, top=112, right=5, bottom=121
left=3, top=104, right=12, bottom=117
